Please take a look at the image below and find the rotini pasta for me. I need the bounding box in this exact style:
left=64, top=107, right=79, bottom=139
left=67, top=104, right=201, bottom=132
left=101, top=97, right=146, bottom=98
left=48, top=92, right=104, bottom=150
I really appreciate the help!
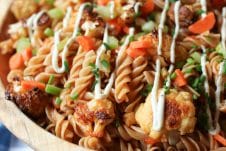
left=3, top=0, right=226, bottom=151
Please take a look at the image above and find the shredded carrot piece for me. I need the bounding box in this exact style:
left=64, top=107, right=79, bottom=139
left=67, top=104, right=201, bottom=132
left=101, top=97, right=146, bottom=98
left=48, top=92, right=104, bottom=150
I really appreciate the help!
left=213, top=134, right=226, bottom=147
left=188, top=12, right=216, bottom=34
left=174, top=69, right=187, bottom=87
left=21, top=80, right=46, bottom=91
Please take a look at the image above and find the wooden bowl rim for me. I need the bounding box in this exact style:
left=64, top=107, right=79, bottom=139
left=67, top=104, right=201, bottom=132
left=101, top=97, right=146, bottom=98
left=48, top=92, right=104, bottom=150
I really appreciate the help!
left=0, top=1, right=89, bottom=150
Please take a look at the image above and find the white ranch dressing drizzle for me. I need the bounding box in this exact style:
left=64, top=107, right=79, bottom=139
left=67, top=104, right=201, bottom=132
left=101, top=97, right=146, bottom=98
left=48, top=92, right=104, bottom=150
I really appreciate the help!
left=150, top=0, right=169, bottom=131
left=116, top=28, right=135, bottom=66
left=157, top=0, right=169, bottom=55
left=166, top=1, right=181, bottom=88
left=52, top=3, right=91, bottom=73
left=211, top=7, right=226, bottom=135
left=109, top=1, right=115, bottom=19
left=26, top=11, right=45, bottom=46
left=94, top=25, right=115, bottom=99
left=201, top=45, right=214, bottom=133
left=134, top=2, right=142, bottom=15
left=200, top=0, right=207, bottom=18
left=63, top=7, right=72, bottom=29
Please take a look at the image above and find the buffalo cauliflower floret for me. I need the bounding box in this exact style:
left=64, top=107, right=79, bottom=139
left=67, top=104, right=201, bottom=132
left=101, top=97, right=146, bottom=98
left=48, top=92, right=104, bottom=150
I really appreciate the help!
left=135, top=89, right=196, bottom=139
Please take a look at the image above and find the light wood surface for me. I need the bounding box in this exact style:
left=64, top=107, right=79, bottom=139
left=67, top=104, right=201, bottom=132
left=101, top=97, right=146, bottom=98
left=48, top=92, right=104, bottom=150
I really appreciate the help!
left=0, top=1, right=89, bottom=151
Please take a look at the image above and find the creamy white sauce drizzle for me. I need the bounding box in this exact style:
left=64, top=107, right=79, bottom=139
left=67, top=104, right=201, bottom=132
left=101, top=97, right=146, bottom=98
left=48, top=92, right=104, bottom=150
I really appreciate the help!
left=201, top=46, right=214, bottom=133
left=52, top=3, right=91, bottom=73
left=63, top=7, right=72, bottom=29
left=109, top=1, right=115, bottom=19
left=134, top=2, right=142, bottom=15
left=94, top=25, right=115, bottom=99
left=200, top=0, right=207, bottom=18
left=26, top=11, right=45, bottom=46
left=150, top=0, right=169, bottom=131
left=116, top=28, right=135, bottom=66
left=166, top=1, right=181, bottom=88
left=211, top=7, right=226, bottom=135
left=157, top=0, right=169, bottom=55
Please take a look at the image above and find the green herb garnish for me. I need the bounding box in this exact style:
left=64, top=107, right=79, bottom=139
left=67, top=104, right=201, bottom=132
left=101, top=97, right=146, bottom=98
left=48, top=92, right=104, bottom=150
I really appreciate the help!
left=141, top=84, right=153, bottom=97
left=64, top=61, right=69, bottom=73
left=101, top=59, right=110, bottom=69
left=71, top=92, right=79, bottom=100
left=55, top=97, right=62, bottom=105
left=196, top=9, right=206, bottom=15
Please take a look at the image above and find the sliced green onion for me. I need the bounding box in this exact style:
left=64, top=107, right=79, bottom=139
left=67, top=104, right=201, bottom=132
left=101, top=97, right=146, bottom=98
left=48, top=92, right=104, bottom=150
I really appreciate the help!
left=223, top=61, right=226, bottom=75
left=45, top=84, right=62, bottom=96
left=184, top=68, right=192, bottom=74
left=129, top=35, right=135, bottom=42
left=216, top=43, right=226, bottom=58
left=57, top=37, right=69, bottom=51
left=142, top=20, right=156, bottom=33
left=65, top=83, right=71, bottom=89
left=107, top=36, right=119, bottom=50
left=48, top=8, right=64, bottom=20
left=46, top=0, right=55, bottom=5
left=170, top=72, right=176, bottom=79
left=48, top=75, right=55, bottom=84
left=187, top=58, right=195, bottom=64
left=64, top=61, right=69, bottom=73
left=71, top=92, right=78, bottom=100
left=55, top=97, right=62, bottom=105
left=16, top=37, right=31, bottom=53
left=101, top=59, right=110, bottom=69
left=141, top=84, right=153, bottom=97
left=44, top=28, right=54, bottom=37
left=191, top=52, right=201, bottom=63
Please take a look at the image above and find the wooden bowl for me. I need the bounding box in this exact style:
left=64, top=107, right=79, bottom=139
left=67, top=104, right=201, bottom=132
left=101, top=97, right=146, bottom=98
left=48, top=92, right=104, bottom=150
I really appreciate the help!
left=0, top=1, right=87, bottom=150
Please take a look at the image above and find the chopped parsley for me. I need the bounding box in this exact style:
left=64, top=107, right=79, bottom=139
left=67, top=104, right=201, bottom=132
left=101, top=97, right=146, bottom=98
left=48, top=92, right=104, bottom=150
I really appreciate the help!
left=89, top=63, right=100, bottom=78
left=101, top=59, right=110, bottom=69
left=196, top=9, right=206, bottom=15
left=103, top=42, right=111, bottom=50
left=141, top=84, right=153, bottom=97
left=64, top=61, right=70, bottom=73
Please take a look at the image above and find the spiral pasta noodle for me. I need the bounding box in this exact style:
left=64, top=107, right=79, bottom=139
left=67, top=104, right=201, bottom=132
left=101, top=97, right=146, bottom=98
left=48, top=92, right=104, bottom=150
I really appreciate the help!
left=3, top=1, right=226, bottom=151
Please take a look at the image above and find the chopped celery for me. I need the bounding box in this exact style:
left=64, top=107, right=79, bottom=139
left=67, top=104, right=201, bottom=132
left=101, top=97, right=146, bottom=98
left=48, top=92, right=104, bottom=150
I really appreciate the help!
left=142, top=20, right=156, bottom=33
left=44, top=28, right=54, bottom=37
left=107, top=36, right=119, bottom=49
left=48, top=8, right=64, bottom=20
left=216, top=43, right=226, bottom=58
left=16, top=37, right=31, bottom=53
left=95, top=5, right=111, bottom=20
left=191, top=52, right=201, bottom=63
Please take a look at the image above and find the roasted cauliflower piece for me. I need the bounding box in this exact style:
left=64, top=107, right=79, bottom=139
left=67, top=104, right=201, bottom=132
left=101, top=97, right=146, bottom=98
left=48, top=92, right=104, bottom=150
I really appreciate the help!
left=11, top=0, right=38, bottom=20
left=74, top=98, right=115, bottom=137
left=5, top=81, right=50, bottom=119
left=135, top=89, right=196, bottom=139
